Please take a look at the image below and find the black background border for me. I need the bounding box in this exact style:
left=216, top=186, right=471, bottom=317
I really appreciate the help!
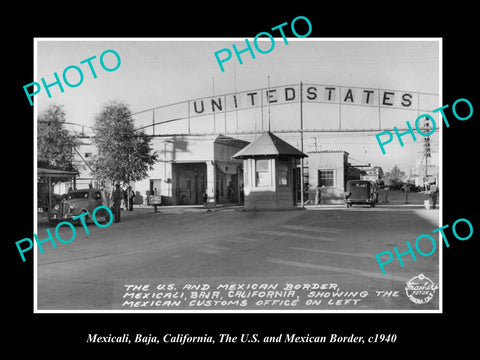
left=5, top=5, right=478, bottom=355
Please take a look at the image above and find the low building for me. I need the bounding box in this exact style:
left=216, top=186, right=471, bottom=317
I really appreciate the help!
left=232, top=132, right=307, bottom=210
left=71, top=135, right=250, bottom=207
left=360, top=168, right=380, bottom=182
left=305, top=150, right=349, bottom=204
left=71, top=134, right=357, bottom=207
left=37, top=167, right=78, bottom=211
left=140, top=135, right=249, bottom=206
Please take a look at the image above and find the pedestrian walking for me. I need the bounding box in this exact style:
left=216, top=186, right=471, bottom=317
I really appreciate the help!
left=112, top=183, right=123, bottom=223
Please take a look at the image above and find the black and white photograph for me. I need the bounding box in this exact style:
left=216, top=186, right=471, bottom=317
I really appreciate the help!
left=6, top=6, right=478, bottom=354
left=33, top=38, right=442, bottom=312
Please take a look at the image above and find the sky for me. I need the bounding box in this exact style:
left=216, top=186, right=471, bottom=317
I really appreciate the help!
left=35, top=38, right=440, bottom=173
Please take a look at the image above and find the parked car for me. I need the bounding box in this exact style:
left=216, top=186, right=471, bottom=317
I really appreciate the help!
left=345, top=180, right=377, bottom=208
left=49, top=188, right=110, bottom=225
left=38, top=193, right=63, bottom=212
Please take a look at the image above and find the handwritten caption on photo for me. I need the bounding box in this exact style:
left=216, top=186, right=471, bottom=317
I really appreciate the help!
left=112, top=281, right=409, bottom=310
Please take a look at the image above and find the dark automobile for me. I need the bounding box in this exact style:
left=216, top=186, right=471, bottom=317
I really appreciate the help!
left=38, top=193, right=63, bottom=212
left=345, top=180, right=377, bottom=208
left=49, top=188, right=111, bottom=225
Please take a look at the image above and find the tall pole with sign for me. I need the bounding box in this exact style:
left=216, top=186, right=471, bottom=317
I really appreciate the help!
left=423, top=117, right=431, bottom=189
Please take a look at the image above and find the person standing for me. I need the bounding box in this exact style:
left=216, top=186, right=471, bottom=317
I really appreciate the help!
left=315, top=184, right=324, bottom=206
left=127, top=186, right=135, bottom=211
left=122, top=184, right=128, bottom=210
left=240, top=184, right=244, bottom=203
left=100, top=187, right=108, bottom=208
left=429, top=182, right=439, bottom=209
left=112, top=183, right=123, bottom=223
left=226, top=182, right=233, bottom=202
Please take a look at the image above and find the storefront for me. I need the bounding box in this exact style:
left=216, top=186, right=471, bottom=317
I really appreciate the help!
left=37, top=167, right=79, bottom=212
left=139, top=135, right=249, bottom=206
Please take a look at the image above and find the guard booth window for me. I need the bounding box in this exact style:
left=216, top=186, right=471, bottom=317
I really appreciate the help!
left=318, top=170, right=334, bottom=186
left=255, top=159, right=270, bottom=187
left=277, top=160, right=289, bottom=186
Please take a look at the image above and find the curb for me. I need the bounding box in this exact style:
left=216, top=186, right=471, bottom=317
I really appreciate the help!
left=36, top=204, right=243, bottom=225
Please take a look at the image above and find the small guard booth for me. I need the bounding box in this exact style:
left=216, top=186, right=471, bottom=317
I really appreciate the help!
left=232, top=132, right=307, bottom=210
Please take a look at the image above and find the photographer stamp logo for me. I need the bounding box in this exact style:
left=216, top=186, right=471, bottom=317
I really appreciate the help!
left=405, top=274, right=438, bottom=304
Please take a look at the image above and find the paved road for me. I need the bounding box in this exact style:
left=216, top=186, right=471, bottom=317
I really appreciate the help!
left=36, top=205, right=440, bottom=311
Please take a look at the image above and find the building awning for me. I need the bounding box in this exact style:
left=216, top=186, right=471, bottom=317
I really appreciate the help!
left=232, top=132, right=307, bottom=159
left=37, top=167, right=79, bottom=178
left=214, top=135, right=250, bottom=149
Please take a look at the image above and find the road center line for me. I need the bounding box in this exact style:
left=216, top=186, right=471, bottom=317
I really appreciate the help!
left=266, top=258, right=410, bottom=283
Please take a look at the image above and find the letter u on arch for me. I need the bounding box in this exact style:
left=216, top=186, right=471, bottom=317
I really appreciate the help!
left=193, top=100, right=204, bottom=114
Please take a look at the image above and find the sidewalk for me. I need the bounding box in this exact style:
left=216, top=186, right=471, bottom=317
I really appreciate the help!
left=305, top=203, right=429, bottom=210
left=135, top=203, right=244, bottom=213
left=36, top=203, right=243, bottom=226
left=36, top=200, right=434, bottom=226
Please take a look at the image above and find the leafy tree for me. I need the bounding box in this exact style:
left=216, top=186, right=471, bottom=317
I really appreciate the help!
left=91, top=100, right=157, bottom=185
left=37, top=103, right=79, bottom=172
left=384, top=165, right=405, bottom=189
left=388, top=165, right=404, bottom=178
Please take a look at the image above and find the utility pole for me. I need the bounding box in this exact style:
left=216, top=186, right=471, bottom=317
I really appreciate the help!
left=312, top=136, right=318, bottom=152
left=267, top=76, right=271, bottom=132
left=300, top=81, right=304, bottom=207
left=423, top=117, right=431, bottom=189
left=212, top=77, right=216, bottom=133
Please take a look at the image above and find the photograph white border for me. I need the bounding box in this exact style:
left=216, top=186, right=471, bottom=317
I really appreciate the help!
left=33, top=37, right=443, bottom=314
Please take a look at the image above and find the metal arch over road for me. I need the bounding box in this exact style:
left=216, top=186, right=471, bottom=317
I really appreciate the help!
left=130, top=82, right=439, bottom=137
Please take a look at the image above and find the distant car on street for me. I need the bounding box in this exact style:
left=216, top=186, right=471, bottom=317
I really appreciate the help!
left=49, top=188, right=110, bottom=225
left=345, top=180, right=377, bottom=208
